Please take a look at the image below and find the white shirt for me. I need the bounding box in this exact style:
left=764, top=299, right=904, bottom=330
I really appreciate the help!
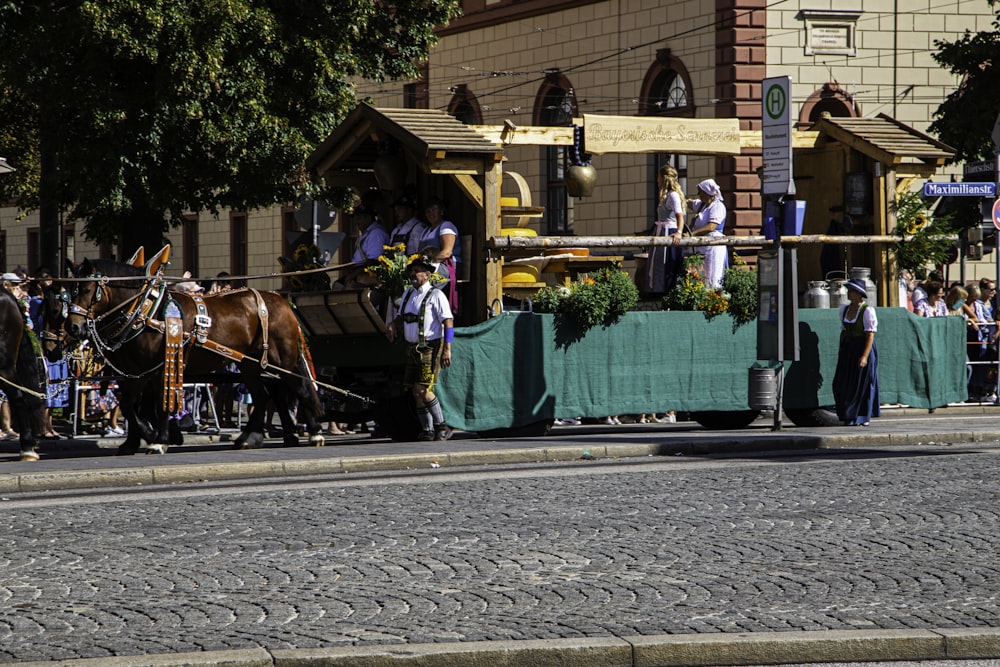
left=400, top=282, right=453, bottom=344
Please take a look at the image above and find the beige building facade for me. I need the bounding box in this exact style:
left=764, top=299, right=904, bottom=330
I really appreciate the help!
left=1, top=0, right=995, bottom=285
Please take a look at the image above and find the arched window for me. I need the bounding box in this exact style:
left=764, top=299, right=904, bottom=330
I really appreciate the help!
left=638, top=49, right=694, bottom=117
left=447, top=84, right=482, bottom=125
left=639, top=50, right=693, bottom=228
left=533, top=71, right=578, bottom=235
left=798, top=82, right=860, bottom=129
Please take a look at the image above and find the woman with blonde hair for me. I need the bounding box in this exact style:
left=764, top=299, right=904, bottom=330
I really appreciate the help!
left=647, top=165, right=686, bottom=294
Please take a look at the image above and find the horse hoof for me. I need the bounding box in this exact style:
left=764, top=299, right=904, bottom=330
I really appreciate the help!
left=117, top=445, right=140, bottom=456
left=310, top=434, right=326, bottom=447
left=283, top=435, right=299, bottom=448
left=19, top=451, right=39, bottom=462
left=144, top=444, right=167, bottom=455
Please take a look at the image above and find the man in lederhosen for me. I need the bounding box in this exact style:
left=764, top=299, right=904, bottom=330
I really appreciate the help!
left=386, top=255, right=454, bottom=441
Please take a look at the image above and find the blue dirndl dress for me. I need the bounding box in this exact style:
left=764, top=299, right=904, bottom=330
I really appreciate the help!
left=832, top=303, right=880, bottom=425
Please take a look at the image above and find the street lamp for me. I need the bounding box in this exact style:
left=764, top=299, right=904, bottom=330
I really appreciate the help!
left=0, top=157, right=14, bottom=174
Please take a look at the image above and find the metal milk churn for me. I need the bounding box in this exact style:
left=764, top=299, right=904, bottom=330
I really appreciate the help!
left=826, top=271, right=849, bottom=309
left=804, top=281, right=830, bottom=308
left=848, top=267, right=877, bottom=304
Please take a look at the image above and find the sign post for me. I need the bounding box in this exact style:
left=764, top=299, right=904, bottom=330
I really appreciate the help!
left=759, top=76, right=799, bottom=431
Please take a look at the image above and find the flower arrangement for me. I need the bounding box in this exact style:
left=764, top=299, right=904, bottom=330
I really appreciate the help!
left=363, top=244, right=446, bottom=298
left=664, top=254, right=758, bottom=331
left=532, top=264, right=639, bottom=331
left=364, top=244, right=415, bottom=298
left=278, top=242, right=330, bottom=291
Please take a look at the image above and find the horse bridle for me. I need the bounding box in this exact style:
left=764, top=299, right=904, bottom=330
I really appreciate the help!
left=68, top=273, right=109, bottom=320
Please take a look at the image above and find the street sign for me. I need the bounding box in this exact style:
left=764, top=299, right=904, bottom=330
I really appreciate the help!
left=992, top=199, right=1000, bottom=231
left=922, top=181, right=996, bottom=197
left=964, top=159, right=996, bottom=180
left=761, top=75, right=794, bottom=196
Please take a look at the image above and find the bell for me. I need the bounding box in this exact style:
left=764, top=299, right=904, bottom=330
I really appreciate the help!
left=566, top=164, right=597, bottom=197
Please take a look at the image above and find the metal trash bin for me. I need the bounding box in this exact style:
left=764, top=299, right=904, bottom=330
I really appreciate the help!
left=748, top=365, right=779, bottom=410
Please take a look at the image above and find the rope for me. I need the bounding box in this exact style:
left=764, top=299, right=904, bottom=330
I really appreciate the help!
left=50, top=261, right=359, bottom=286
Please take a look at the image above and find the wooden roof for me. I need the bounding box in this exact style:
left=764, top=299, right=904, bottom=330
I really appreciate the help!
left=812, top=113, right=955, bottom=170
left=306, top=103, right=503, bottom=178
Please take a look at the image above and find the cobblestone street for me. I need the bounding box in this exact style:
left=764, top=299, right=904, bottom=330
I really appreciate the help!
left=3, top=445, right=1000, bottom=663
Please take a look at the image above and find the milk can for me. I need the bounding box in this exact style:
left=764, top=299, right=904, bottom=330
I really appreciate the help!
left=848, top=266, right=877, bottom=304
left=826, top=271, right=849, bottom=309
left=804, top=281, right=830, bottom=309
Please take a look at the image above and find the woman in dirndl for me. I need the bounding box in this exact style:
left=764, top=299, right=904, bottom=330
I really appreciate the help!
left=646, top=165, right=686, bottom=295
left=833, top=278, right=880, bottom=426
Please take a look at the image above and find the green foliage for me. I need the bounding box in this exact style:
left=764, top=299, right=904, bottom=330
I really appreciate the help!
left=532, top=265, right=639, bottom=332
left=892, top=191, right=958, bottom=277
left=929, top=2, right=1000, bottom=162
left=0, top=0, right=461, bottom=244
left=721, top=258, right=758, bottom=328
left=665, top=253, right=758, bottom=331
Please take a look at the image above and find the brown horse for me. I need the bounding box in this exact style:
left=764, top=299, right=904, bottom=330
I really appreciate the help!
left=0, top=287, right=47, bottom=461
left=65, top=255, right=324, bottom=453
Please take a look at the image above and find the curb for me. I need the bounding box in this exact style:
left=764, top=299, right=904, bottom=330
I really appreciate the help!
left=4, top=430, right=1000, bottom=494
left=8, top=627, right=1000, bottom=666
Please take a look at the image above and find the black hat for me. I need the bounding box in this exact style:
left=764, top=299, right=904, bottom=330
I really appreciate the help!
left=407, top=255, right=435, bottom=273
left=393, top=194, right=416, bottom=210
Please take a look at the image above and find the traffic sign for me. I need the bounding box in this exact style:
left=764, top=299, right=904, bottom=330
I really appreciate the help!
left=992, top=199, right=1000, bottom=230
left=923, top=181, right=996, bottom=197
left=761, top=75, right=793, bottom=196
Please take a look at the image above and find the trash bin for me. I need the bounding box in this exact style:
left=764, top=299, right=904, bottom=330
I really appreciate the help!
left=748, top=364, right=779, bottom=410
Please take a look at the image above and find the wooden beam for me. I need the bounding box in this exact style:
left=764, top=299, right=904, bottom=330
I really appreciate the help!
left=451, top=174, right=483, bottom=209
left=471, top=124, right=575, bottom=146
left=423, top=156, right=485, bottom=175
left=314, top=119, right=373, bottom=177
left=740, top=130, right=820, bottom=149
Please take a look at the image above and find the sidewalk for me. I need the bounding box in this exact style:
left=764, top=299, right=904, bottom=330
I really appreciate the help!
left=5, top=405, right=1000, bottom=667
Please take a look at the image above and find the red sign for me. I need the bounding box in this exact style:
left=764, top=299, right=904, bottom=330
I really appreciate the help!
left=993, top=198, right=1000, bottom=230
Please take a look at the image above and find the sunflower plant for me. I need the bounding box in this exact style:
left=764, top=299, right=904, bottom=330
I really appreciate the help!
left=893, top=190, right=957, bottom=278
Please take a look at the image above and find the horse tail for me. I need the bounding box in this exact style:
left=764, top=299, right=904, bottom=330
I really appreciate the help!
left=295, top=329, right=323, bottom=416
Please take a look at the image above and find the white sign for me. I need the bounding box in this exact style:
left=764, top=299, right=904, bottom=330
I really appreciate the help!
left=581, top=114, right=741, bottom=156
left=762, top=76, right=794, bottom=196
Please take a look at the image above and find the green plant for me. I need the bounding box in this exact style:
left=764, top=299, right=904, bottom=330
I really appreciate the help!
left=664, top=253, right=758, bottom=331
left=893, top=191, right=957, bottom=277
left=721, top=257, right=758, bottom=328
left=532, top=264, right=639, bottom=332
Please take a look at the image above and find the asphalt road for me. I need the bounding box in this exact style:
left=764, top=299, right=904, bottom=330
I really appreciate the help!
left=4, top=409, right=1000, bottom=666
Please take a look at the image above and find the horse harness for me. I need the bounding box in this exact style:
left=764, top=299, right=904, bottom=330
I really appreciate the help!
left=74, top=274, right=272, bottom=412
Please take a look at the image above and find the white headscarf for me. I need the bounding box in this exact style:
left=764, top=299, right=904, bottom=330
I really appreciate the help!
left=697, top=178, right=722, bottom=199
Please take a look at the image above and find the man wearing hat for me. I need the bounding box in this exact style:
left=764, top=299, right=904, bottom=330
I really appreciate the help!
left=386, top=255, right=454, bottom=441
left=833, top=277, right=879, bottom=427
left=389, top=194, right=427, bottom=256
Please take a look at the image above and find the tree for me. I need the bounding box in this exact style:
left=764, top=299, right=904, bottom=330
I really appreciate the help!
left=929, top=0, right=1000, bottom=163
left=0, top=0, right=460, bottom=270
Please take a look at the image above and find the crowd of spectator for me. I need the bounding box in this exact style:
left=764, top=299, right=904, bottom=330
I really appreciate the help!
left=906, top=270, right=999, bottom=403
